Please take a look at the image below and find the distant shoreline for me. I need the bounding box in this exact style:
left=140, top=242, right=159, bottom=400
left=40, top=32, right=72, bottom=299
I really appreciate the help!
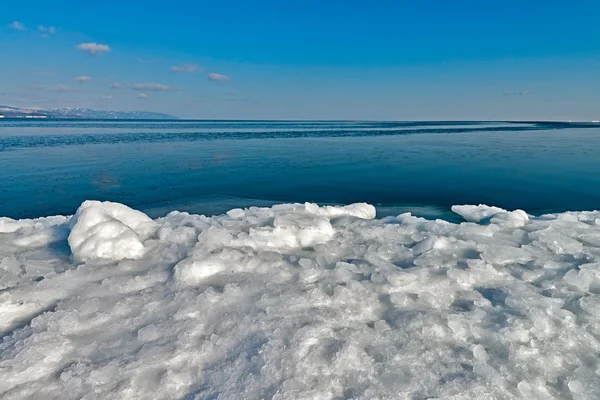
left=0, top=105, right=177, bottom=120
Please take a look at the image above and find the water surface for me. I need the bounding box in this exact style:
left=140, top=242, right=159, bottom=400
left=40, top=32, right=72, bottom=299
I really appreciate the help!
left=1, top=120, right=599, bottom=220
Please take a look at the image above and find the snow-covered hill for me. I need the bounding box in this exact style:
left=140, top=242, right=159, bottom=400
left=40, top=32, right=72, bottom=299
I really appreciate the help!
left=0, top=105, right=177, bottom=119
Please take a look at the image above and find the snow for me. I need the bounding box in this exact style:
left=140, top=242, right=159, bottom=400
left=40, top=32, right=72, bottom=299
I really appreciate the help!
left=1, top=200, right=600, bottom=399
left=68, top=200, right=158, bottom=264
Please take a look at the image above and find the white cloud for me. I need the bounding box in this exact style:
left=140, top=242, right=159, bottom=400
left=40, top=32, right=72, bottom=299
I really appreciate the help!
left=137, top=93, right=149, bottom=99
left=503, top=90, right=531, bottom=96
left=130, top=83, right=176, bottom=92
left=110, top=82, right=123, bottom=89
left=75, top=76, right=91, bottom=83
left=10, top=21, right=25, bottom=30
left=171, top=64, right=200, bottom=73
left=77, top=42, right=110, bottom=55
left=38, top=25, right=57, bottom=34
left=208, top=72, right=230, bottom=82
left=102, top=95, right=113, bottom=100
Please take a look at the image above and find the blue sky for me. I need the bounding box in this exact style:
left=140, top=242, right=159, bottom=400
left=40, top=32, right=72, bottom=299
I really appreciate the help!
left=2, top=0, right=600, bottom=120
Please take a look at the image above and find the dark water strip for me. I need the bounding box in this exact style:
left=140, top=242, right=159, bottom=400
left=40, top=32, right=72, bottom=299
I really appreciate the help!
left=0, top=120, right=498, bottom=129
left=0, top=122, right=590, bottom=151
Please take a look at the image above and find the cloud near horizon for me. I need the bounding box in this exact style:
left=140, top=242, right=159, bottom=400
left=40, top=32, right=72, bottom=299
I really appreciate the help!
left=208, top=72, right=230, bottom=82
left=77, top=42, right=110, bottom=55
left=75, top=76, right=91, bottom=83
left=130, top=83, right=176, bottom=92
left=503, top=90, right=531, bottom=96
left=171, top=64, right=200, bottom=73
left=10, top=21, right=25, bottom=30
left=137, top=93, right=149, bottom=99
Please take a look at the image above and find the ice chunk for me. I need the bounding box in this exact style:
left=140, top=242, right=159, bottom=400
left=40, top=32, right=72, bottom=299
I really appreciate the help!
left=564, top=264, right=600, bottom=291
left=452, top=205, right=529, bottom=228
left=473, top=344, right=488, bottom=364
left=412, top=236, right=438, bottom=255
left=489, top=209, right=529, bottom=228
left=226, top=208, right=245, bottom=219
left=137, top=324, right=162, bottom=342
left=451, top=204, right=506, bottom=222
left=68, top=200, right=157, bottom=263
left=0, top=217, right=28, bottom=233
left=480, top=244, right=532, bottom=265
left=580, top=295, right=600, bottom=317
left=530, top=227, right=583, bottom=254
left=315, top=202, right=376, bottom=219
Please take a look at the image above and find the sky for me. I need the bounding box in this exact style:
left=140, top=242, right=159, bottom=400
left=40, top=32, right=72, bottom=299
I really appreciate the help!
left=1, top=0, right=600, bottom=120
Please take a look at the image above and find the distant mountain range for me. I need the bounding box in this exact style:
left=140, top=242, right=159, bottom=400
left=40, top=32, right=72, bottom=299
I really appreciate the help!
left=0, top=105, right=177, bottom=120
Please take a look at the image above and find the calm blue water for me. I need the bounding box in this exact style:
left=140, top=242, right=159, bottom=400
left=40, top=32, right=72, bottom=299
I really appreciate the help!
left=1, top=120, right=599, bottom=221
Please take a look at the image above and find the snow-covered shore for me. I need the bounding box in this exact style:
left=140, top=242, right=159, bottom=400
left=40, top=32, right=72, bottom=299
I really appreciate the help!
left=1, top=200, right=600, bottom=399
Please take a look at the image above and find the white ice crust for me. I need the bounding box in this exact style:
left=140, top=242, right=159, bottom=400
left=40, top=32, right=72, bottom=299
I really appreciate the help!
left=1, top=201, right=600, bottom=399
left=68, top=200, right=158, bottom=264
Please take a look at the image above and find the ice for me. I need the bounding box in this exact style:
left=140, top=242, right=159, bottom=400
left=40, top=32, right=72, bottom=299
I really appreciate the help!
left=452, top=204, right=529, bottom=228
left=1, top=200, right=600, bottom=399
left=451, top=204, right=507, bottom=222
left=68, top=200, right=158, bottom=263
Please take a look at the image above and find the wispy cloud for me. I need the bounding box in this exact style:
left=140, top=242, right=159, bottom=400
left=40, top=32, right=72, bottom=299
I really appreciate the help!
left=38, top=25, right=56, bottom=34
left=130, top=82, right=176, bottom=92
left=208, top=72, right=231, bottom=82
left=75, top=76, right=91, bottom=83
left=137, top=93, right=149, bottom=99
left=39, top=84, right=72, bottom=93
left=171, top=63, right=200, bottom=73
left=77, top=42, right=110, bottom=55
left=102, top=95, right=113, bottom=100
left=10, top=21, right=25, bottom=30
left=503, top=90, right=531, bottom=96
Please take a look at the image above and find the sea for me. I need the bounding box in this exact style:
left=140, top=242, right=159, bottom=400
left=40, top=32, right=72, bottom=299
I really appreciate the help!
left=1, top=119, right=599, bottom=221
